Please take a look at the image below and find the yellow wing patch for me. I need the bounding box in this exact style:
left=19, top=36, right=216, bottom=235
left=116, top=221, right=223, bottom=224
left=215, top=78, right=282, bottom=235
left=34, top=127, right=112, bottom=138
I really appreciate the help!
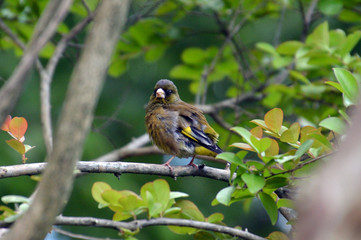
left=181, top=126, right=199, bottom=142
left=194, top=146, right=217, bottom=157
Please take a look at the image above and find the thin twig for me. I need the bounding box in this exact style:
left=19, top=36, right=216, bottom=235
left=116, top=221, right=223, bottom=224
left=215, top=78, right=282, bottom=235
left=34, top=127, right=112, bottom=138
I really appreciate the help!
left=267, top=153, right=334, bottom=178
left=40, top=12, right=95, bottom=153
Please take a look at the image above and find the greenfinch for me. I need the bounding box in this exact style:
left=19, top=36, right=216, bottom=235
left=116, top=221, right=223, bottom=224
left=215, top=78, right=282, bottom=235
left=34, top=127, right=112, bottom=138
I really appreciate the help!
left=145, top=79, right=222, bottom=169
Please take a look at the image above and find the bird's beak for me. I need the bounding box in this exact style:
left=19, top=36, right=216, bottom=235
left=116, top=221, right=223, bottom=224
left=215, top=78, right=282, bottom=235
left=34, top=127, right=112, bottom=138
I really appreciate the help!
left=156, top=88, right=165, bottom=99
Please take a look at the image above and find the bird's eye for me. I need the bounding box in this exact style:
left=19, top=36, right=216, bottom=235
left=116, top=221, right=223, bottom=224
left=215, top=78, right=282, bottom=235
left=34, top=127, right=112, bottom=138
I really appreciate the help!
left=165, top=89, right=173, bottom=96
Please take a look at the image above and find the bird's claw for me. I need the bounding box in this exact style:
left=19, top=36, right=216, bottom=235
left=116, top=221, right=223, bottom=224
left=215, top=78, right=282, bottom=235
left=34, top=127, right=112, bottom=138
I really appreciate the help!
left=187, top=162, right=198, bottom=169
left=163, top=163, right=174, bottom=173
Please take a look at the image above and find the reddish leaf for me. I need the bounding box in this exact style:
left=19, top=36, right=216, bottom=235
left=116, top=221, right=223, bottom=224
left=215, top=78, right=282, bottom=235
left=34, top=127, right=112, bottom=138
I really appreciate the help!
left=264, top=108, right=283, bottom=134
left=250, top=126, right=263, bottom=138
left=1, top=115, right=12, bottom=131
left=9, top=117, right=28, bottom=140
left=6, top=139, right=26, bottom=155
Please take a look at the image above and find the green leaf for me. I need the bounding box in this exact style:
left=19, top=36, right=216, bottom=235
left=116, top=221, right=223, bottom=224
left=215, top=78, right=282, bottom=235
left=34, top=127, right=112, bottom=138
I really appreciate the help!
left=264, top=177, right=289, bottom=190
left=273, top=55, right=293, bottom=69
left=308, top=133, right=333, bottom=150
left=181, top=47, right=206, bottom=65
left=91, top=182, right=112, bottom=205
left=194, top=232, right=216, bottom=240
left=274, top=154, right=296, bottom=164
left=266, top=231, right=289, bottom=240
left=164, top=207, right=181, bottom=216
left=339, top=9, right=361, bottom=23
left=318, top=0, right=343, bottom=16
left=169, top=65, right=202, bottom=81
left=153, top=179, right=170, bottom=207
left=168, top=200, right=204, bottom=234
left=277, top=199, right=295, bottom=209
left=207, top=213, right=224, bottom=223
left=256, top=42, right=278, bottom=56
left=339, top=31, right=361, bottom=57
left=6, top=139, right=25, bottom=155
left=325, top=81, right=343, bottom=93
left=1, top=195, right=29, bottom=204
left=113, top=211, right=133, bottom=221
left=306, top=21, right=329, bottom=49
left=294, top=139, right=314, bottom=159
left=177, top=200, right=204, bottom=221
left=145, top=44, right=167, bottom=62
left=231, top=127, right=256, bottom=149
left=333, top=68, right=359, bottom=105
left=241, top=173, right=265, bottom=194
left=251, top=136, right=272, bottom=154
left=330, top=29, right=346, bottom=48
left=216, top=152, right=241, bottom=165
left=259, top=192, right=278, bottom=225
left=280, top=122, right=300, bottom=144
left=140, top=179, right=170, bottom=217
left=108, top=59, right=127, bottom=77
left=276, top=41, right=304, bottom=55
left=170, top=191, right=189, bottom=199
left=289, top=70, right=310, bottom=84
left=250, top=119, right=268, bottom=129
left=215, top=186, right=235, bottom=206
left=319, top=117, right=346, bottom=135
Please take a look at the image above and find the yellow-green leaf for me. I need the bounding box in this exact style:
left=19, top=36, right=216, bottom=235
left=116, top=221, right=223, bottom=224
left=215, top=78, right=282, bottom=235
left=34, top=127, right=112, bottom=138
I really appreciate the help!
left=91, top=182, right=112, bottom=205
left=264, top=108, right=284, bottom=134
left=6, top=139, right=25, bottom=155
left=280, top=122, right=300, bottom=144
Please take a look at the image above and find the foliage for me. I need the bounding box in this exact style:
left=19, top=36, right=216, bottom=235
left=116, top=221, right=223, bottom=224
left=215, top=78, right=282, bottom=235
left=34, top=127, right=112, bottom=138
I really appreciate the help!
left=92, top=179, right=233, bottom=238
left=0, top=195, right=30, bottom=222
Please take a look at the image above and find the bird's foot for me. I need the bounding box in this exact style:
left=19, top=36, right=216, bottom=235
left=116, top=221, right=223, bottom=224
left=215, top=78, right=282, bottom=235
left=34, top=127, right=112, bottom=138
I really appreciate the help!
left=163, top=162, right=174, bottom=173
left=187, top=162, right=198, bottom=169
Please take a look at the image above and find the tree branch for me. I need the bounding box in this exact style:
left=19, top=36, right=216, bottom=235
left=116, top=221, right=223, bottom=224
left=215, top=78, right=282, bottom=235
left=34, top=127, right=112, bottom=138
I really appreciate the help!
left=2, top=1, right=130, bottom=239
left=40, top=10, right=95, bottom=154
left=0, top=161, right=232, bottom=182
left=0, top=216, right=266, bottom=240
left=53, top=216, right=266, bottom=240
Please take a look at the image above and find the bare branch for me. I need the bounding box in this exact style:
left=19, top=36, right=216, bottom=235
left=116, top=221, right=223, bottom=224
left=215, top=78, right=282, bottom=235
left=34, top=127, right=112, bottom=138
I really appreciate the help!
left=0, top=18, right=26, bottom=49
left=52, top=216, right=266, bottom=240
left=40, top=12, right=95, bottom=154
left=0, top=216, right=265, bottom=240
left=267, top=153, right=334, bottom=178
left=0, top=161, right=232, bottom=182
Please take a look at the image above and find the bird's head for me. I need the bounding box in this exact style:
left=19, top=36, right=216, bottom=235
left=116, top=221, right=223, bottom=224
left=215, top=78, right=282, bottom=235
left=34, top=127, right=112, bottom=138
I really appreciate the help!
left=150, top=79, right=180, bottom=104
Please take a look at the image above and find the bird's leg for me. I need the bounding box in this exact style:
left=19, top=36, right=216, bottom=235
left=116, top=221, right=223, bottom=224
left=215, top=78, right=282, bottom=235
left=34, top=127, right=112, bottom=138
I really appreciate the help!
left=163, top=155, right=175, bottom=172
left=187, top=156, right=198, bottom=168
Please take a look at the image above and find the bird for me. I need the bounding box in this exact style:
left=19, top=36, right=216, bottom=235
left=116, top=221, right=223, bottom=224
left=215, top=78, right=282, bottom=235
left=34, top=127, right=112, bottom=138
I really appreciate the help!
left=145, top=79, right=223, bottom=170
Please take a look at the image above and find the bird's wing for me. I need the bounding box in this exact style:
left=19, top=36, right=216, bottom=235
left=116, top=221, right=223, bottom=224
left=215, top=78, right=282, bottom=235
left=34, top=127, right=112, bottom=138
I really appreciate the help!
left=167, top=101, right=222, bottom=154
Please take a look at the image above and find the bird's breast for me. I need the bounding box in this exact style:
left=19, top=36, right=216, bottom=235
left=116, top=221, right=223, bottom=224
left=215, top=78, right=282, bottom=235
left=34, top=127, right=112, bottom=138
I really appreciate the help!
left=145, top=107, right=194, bottom=157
